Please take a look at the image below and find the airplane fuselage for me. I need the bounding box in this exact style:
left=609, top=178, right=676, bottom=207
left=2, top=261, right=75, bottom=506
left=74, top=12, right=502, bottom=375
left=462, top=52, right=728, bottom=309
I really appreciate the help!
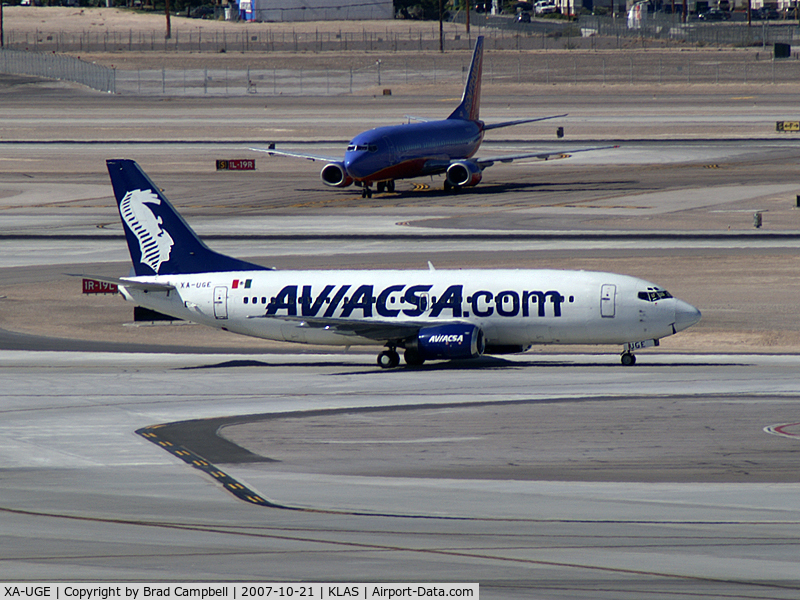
left=119, top=269, right=699, bottom=349
left=344, top=120, right=485, bottom=184
left=251, top=36, right=593, bottom=197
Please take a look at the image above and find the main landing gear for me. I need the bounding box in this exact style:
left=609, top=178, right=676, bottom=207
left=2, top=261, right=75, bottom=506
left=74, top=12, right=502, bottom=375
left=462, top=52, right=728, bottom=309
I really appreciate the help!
left=443, top=180, right=460, bottom=193
left=362, top=181, right=396, bottom=198
left=377, top=345, right=425, bottom=369
left=377, top=348, right=400, bottom=369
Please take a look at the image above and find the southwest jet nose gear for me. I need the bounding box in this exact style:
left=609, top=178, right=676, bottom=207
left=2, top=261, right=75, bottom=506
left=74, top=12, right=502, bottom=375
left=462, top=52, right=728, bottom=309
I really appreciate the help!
left=361, top=184, right=373, bottom=198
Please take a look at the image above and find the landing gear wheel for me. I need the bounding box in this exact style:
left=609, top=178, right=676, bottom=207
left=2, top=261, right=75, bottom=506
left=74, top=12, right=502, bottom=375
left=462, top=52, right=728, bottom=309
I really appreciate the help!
left=404, top=349, right=425, bottom=367
left=443, top=180, right=452, bottom=192
left=377, top=350, right=400, bottom=369
left=376, top=182, right=386, bottom=193
left=621, top=353, right=637, bottom=366
left=366, top=187, right=373, bottom=198
left=387, top=180, right=396, bottom=193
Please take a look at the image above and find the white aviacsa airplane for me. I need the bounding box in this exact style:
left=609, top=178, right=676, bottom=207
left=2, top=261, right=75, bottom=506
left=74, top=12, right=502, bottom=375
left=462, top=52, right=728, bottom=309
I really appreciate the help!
left=98, top=159, right=701, bottom=368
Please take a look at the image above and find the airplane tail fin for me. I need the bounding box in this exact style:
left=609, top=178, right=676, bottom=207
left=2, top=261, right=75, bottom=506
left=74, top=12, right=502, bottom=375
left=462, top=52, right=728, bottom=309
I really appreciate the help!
left=107, top=159, right=270, bottom=276
left=448, top=36, right=484, bottom=122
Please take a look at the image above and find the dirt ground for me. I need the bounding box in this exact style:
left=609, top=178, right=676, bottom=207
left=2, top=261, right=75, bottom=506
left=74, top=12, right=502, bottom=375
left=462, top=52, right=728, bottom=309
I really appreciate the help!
left=2, top=6, right=454, bottom=34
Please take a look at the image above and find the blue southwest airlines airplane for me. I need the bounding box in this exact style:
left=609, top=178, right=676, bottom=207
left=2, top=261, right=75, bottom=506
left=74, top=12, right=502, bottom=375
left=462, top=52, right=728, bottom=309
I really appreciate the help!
left=94, top=159, right=701, bottom=368
left=251, top=36, right=614, bottom=198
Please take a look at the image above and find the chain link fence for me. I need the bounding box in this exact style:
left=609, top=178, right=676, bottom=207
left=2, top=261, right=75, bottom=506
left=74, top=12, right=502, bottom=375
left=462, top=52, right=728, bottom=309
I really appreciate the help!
left=1, top=26, right=483, bottom=53
left=0, top=49, right=115, bottom=93
left=8, top=18, right=800, bottom=54
left=578, top=15, right=800, bottom=47
left=3, top=18, right=800, bottom=95
left=110, top=51, right=800, bottom=95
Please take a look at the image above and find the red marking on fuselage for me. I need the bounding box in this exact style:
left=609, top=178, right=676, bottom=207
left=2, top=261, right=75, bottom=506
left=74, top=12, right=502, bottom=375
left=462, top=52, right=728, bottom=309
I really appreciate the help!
left=355, top=158, right=431, bottom=183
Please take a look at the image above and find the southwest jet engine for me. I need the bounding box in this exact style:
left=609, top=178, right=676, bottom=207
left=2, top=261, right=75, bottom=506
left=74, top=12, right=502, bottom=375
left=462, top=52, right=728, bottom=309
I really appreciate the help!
left=446, top=161, right=483, bottom=188
left=320, top=162, right=353, bottom=188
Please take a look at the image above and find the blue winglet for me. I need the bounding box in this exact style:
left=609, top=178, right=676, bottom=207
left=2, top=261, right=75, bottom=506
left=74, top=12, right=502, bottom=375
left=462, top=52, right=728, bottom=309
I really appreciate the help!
left=107, top=159, right=271, bottom=276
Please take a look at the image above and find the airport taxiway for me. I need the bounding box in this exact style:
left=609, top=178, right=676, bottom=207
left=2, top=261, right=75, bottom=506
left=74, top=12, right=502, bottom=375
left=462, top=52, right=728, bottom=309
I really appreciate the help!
left=2, top=349, right=800, bottom=598
left=3, top=77, right=800, bottom=597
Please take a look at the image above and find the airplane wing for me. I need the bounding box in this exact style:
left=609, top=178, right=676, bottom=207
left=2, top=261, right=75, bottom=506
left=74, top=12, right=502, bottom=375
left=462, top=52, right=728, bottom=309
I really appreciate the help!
left=482, top=113, right=567, bottom=131
left=251, top=314, right=455, bottom=343
left=476, top=144, right=619, bottom=168
left=249, top=145, right=340, bottom=163
left=67, top=273, right=176, bottom=292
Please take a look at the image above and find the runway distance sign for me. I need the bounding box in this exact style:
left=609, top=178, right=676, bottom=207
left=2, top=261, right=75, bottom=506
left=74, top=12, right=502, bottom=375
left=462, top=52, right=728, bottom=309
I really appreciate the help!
left=82, top=279, right=118, bottom=294
left=216, top=159, right=255, bottom=171
left=776, top=121, right=800, bottom=132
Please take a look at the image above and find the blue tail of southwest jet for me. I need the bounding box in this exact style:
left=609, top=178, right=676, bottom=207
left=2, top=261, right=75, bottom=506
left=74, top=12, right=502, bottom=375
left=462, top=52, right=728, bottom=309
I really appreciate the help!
left=448, top=36, right=484, bottom=122
left=107, top=159, right=270, bottom=276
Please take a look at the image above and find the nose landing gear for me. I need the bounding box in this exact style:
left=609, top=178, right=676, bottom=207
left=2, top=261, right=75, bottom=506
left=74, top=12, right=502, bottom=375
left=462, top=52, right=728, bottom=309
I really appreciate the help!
left=620, top=340, right=658, bottom=365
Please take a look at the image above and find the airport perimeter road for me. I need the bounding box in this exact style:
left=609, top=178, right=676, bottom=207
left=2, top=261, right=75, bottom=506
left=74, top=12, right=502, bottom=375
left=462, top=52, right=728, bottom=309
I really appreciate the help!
left=1, top=350, right=800, bottom=598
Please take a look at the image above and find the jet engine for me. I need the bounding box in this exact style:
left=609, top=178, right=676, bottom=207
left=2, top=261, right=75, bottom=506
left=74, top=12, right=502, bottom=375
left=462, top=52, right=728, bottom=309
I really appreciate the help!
left=320, top=162, right=353, bottom=188
left=408, top=323, right=485, bottom=361
left=446, top=161, right=482, bottom=188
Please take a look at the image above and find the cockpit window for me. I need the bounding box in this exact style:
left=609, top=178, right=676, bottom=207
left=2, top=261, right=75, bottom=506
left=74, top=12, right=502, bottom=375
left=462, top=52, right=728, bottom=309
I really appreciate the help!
left=638, top=287, right=673, bottom=302
left=347, top=144, right=378, bottom=153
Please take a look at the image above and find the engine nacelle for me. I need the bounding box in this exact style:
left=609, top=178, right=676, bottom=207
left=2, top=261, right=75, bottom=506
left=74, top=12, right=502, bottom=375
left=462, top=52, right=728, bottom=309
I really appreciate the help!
left=320, top=162, right=353, bottom=188
left=446, top=161, right=483, bottom=188
left=410, top=324, right=485, bottom=361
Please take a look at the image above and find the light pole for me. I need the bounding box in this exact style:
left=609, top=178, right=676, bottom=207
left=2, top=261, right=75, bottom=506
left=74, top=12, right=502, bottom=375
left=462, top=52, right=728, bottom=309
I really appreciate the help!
left=439, top=0, right=444, bottom=52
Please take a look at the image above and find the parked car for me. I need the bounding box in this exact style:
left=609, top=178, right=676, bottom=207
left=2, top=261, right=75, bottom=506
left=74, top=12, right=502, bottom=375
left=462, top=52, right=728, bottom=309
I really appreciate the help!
left=697, top=8, right=731, bottom=20
left=516, top=11, right=532, bottom=21
left=751, top=6, right=778, bottom=19
left=189, top=5, right=215, bottom=18
left=534, top=0, right=558, bottom=15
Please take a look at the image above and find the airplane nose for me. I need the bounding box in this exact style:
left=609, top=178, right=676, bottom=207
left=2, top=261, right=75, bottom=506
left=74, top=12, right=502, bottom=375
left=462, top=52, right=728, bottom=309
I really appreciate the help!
left=674, top=299, right=701, bottom=332
left=344, top=154, right=366, bottom=179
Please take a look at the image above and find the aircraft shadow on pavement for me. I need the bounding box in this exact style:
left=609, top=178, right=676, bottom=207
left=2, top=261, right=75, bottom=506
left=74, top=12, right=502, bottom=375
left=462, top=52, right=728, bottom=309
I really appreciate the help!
left=377, top=179, right=639, bottom=198
left=322, top=356, right=739, bottom=375
left=173, top=355, right=746, bottom=373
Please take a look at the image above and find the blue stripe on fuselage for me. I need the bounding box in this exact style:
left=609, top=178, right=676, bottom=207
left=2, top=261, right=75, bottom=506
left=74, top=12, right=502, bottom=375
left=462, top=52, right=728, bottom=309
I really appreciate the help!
left=344, top=120, right=484, bottom=183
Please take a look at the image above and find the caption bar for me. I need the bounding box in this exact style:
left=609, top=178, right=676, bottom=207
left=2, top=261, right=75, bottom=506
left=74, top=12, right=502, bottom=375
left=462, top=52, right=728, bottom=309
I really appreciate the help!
left=2, top=585, right=478, bottom=600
